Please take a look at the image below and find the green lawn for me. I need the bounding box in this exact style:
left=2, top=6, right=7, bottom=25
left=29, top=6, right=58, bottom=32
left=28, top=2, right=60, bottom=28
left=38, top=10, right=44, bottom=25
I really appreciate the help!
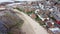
left=26, top=11, right=35, bottom=15
left=35, top=15, right=41, bottom=21
left=16, top=8, right=23, bottom=11
left=50, top=17, right=56, bottom=21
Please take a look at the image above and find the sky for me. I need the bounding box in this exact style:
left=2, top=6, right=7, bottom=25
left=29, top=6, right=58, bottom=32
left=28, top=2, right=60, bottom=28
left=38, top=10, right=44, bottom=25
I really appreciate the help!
left=0, top=0, right=13, bottom=3
left=0, top=0, right=42, bottom=3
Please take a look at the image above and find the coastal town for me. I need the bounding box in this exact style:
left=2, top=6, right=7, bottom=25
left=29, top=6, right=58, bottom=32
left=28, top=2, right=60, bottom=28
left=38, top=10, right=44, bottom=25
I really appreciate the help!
left=0, top=0, right=60, bottom=34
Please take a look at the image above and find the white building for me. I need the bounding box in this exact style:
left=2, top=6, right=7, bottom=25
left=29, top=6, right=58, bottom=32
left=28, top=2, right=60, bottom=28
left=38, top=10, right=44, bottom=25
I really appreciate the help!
left=39, top=3, right=45, bottom=10
left=0, top=6, right=6, bottom=10
left=35, top=9, right=40, bottom=14
left=38, top=14, right=49, bottom=21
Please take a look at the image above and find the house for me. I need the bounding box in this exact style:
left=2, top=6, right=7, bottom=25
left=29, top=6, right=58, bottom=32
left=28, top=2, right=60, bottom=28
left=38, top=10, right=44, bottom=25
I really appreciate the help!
left=55, top=13, right=60, bottom=25
left=51, top=11, right=60, bottom=25
left=39, top=3, right=45, bottom=10
left=44, top=10, right=51, bottom=16
left=45, top=20, right=55, bottom=28
left=37, top=13, right=49, bottom=21
left=0, top=6, right=6, bottom=10
left=48, top=27, right=60, bottom=34
left=45, top=6, right=54, bottom=11
left=35, top=9, right=40, bottom=14
left=35, top=9, right=50, bottom=21
left=39, top=0, right=55, bottom=11
left=55, top=3, right=60, bottom=8
left=30, top=13, right=36, bottom=19
left=24, top=7, right=35, bottom=13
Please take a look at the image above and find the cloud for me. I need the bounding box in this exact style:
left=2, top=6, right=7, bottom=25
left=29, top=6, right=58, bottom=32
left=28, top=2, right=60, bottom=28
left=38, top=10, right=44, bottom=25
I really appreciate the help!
left=14, top=0, right=41, bottom=1
left=0, top=0, right=42, bottom=3
left=0, top=0, right=13, bottom=3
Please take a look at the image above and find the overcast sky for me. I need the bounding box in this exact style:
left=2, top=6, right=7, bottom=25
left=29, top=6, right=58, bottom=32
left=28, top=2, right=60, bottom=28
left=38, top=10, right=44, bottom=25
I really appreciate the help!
left=0, top=0, right=12, bottom=3
left=0, top=0, right=41, bottom=3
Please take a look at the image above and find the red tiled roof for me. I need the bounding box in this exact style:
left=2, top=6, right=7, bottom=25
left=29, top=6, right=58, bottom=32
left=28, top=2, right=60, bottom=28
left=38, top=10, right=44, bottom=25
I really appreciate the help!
left=56, top=20, right=60, bottom=25
left=30, top=14, right=36, bottom=19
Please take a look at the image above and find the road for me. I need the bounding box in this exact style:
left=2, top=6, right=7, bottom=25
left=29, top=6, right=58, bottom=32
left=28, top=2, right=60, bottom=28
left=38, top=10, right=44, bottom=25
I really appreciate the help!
left=12, top=9, right=49, bottom=34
